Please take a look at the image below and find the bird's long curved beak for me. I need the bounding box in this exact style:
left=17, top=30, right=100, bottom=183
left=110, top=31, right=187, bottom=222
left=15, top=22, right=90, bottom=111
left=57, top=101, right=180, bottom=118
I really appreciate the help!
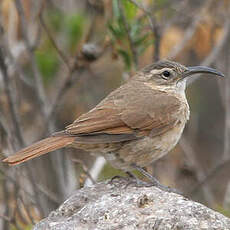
left=184, top=66, right=225, bottom=78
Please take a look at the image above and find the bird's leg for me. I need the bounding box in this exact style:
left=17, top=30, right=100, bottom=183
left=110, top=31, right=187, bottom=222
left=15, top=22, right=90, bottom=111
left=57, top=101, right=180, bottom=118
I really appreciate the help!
left=131, top=164, right=181, bottom=194
left=109, top=172, right=132, bottom=184
left=126, top=171, right=136, bottom=178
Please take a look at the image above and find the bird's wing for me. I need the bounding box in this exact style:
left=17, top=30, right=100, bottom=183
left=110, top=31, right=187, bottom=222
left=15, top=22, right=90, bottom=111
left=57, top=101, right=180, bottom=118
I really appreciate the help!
left=64, top=81, right=183, bottom=143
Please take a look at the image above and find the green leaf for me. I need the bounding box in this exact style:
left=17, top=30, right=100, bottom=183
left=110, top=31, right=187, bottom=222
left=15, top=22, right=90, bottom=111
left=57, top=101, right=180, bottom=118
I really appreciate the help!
left=64, top=14, right=85, bottom=50
left=112, top=0, right=137, bottom=23
left=123, top=0, right=138, bottom=21
left=108, top=22, right=125, bottom=39
left=35, top=50, right=59, bottom=83
left=133, top=33, right=149, bottom=46
left=118, top=49, right=132, bottom=70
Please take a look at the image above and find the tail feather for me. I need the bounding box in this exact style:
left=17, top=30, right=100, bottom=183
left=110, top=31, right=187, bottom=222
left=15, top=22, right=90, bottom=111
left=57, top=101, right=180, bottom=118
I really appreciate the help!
left=3, top=136, right=75, bottom=166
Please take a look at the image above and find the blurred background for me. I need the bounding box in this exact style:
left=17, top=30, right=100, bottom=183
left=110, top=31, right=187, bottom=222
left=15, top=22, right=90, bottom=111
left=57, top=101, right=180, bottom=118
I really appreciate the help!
left=0, top=0, right=229, bottom=229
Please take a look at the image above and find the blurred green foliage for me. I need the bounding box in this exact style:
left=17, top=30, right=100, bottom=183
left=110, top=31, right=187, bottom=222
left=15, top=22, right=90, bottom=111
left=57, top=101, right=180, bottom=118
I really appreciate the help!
left=46, top=9, right=64, bottom=32
left=35, top=48, right=59, bottom=83
left=216, top=205, right=230, bottom=218
left=99, top=163, right=144, bottom=181
left=155, top=0, right=169, bottom=8
left=46, top=9, right=86, bottom=51
left=64, top=14, right=85, bottom=51
left=11, top=224, right=32, bottom=230
left=35, top=10, right=86, bottom=83
left=108, top=0, right=152, bottom=70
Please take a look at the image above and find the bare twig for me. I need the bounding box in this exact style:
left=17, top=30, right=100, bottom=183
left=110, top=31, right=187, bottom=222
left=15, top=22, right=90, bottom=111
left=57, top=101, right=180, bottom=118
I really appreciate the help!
left=14, top=0, right=49, bottom=116
left=84, top=156, right=106, bottom=187
left=0, top=17, right=34, bottom=88
left=222, top=38, right=230, bottom=162
left=72, top=159, right=96, bottom=185
left=188, top=18, right=230, bottom=196
left=0, top=213, right=23, bottom=230
left=187, top=18, right=230, bottom=85
left=127, top=0, right=161, bottom=61
left=17, top=197, right=35, bottom=225
left=118, top=0, right=138, bottom=68
left=2, top=178, right=10, bottom=230
left=180, top=137, right=215, bottom=205
left=0, top=167, right=36, bottom=201
left=190, top=158, right=230, bottom=196
left=46, top=66, right=81, bottom=124
left=167, top=0, right=213, bottom=60
left=0, top=48, right=25, bottom=147
left=39, top=12, right=70, bottom=69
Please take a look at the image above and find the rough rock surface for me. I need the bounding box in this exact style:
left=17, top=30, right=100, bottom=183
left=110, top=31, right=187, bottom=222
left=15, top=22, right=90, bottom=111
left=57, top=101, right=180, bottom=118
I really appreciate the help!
left=34, top=178, right=230, bottom=230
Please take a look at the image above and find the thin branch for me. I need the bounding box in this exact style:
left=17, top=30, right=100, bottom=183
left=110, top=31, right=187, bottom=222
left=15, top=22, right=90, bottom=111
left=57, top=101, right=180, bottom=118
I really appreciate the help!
left=2, top=177, right=10, bottom=230
left=0, top=17, right=35, bottom=88
left=222, top=39, right=230, bottom=161
left=0, top=48, right=25, bottom=147
left=190, top=158, right=230, bottom=196
left=46, top=66, right=81, bottom=124
left=84, top=156, right=106, bottom=187
left=180, top=137, right=215, bottom=205
left=20, top=200, right=35, bottom=225
left=72, top=159, right=96, bottom=185
left=118, top=0, right=138, bottom=68
left=187, top=18, right=230, bottom=85
left=38, top=12, right=70, bottom=69
left=0, top=167, right=36, bottom=201
left=14, top=0, right=49, bottom=116
left=167, top=0, right=213, bottom=60
left=17, top=197, right=35, bottom=225
left=187, top=18, right=230, bottom=196
left=127, top=0, right=161, bottom=61
left=0, top=213, right=23, bottom=230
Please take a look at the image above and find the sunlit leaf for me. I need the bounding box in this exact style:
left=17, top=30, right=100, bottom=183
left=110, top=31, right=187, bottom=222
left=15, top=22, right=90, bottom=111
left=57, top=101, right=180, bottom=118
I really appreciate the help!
left=123, top=0, right=138, bottom=22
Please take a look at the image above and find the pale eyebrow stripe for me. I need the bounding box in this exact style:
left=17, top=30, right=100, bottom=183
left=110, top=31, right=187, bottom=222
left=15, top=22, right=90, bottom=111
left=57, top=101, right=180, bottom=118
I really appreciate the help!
left=150, top=68, right=172, bottom=75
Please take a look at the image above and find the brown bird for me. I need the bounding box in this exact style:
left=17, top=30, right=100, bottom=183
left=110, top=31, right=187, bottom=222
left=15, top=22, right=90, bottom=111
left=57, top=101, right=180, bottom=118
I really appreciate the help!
left=3, top=60, right=224, bottom=186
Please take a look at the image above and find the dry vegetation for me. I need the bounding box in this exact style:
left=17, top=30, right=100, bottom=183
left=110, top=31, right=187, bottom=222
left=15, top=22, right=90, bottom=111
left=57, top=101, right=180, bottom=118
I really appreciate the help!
left=0, top=0, right=230, bottom=229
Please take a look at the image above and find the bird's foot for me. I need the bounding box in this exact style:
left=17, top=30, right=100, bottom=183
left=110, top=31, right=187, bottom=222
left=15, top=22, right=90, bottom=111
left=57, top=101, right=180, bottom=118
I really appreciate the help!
left=130, top=164, right=182, bottom=194
left=108, top=174, right=130, bottom=184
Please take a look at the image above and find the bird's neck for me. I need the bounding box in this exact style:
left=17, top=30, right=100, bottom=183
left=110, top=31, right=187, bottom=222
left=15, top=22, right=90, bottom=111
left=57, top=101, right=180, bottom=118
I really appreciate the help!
left=144, top=80, right=190, bottom=121
left=144, top=80, right=187, bottom=98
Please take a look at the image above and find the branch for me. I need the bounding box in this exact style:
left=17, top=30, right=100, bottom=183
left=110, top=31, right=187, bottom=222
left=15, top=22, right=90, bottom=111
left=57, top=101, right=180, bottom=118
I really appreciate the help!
left=0, top=48, right=25, bottom=147
left=38, top=12, right=70, bottom=69
left=128, top=0, right=161, bottom=62
left=14, top=0, right=49, bottom=117
left=188, top=18, right=230, bottom=85
left=118, top=0, right=138, bottom=68
left=167, top=0, right=214, bottom=60
left=187, top=18, right=230, bottom=196
left=180, top=137, right=215, bottom=205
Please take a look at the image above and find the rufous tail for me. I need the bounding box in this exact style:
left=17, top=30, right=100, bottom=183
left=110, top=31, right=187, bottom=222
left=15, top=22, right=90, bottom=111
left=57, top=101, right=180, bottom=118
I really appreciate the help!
left=2, top=136, right=75, bottom=166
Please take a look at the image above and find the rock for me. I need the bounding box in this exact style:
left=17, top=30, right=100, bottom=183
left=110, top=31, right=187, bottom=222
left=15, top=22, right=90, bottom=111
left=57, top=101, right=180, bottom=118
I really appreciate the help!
left=34, top=178, right=230, bottom=230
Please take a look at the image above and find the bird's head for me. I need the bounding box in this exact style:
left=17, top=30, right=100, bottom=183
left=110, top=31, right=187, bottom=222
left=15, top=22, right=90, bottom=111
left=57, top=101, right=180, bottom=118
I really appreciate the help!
left=137, top=60, right=224, bottom=92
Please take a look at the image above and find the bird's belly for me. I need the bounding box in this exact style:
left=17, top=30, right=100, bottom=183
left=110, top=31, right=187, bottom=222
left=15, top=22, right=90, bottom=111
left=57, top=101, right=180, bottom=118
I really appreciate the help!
left=70, top=122, right=185, bottom=171
left=106, top=122, right=185, bottom=171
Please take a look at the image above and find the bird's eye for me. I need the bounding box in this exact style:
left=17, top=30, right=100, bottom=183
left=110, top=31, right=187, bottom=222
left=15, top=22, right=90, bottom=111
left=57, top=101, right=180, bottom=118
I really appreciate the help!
left=162, top=71, right=171, bottom=79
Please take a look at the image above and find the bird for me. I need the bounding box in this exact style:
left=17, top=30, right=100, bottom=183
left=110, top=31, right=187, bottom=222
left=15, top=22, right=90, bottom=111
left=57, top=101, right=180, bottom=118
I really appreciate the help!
left=2, top=60, right=224, bottom=187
